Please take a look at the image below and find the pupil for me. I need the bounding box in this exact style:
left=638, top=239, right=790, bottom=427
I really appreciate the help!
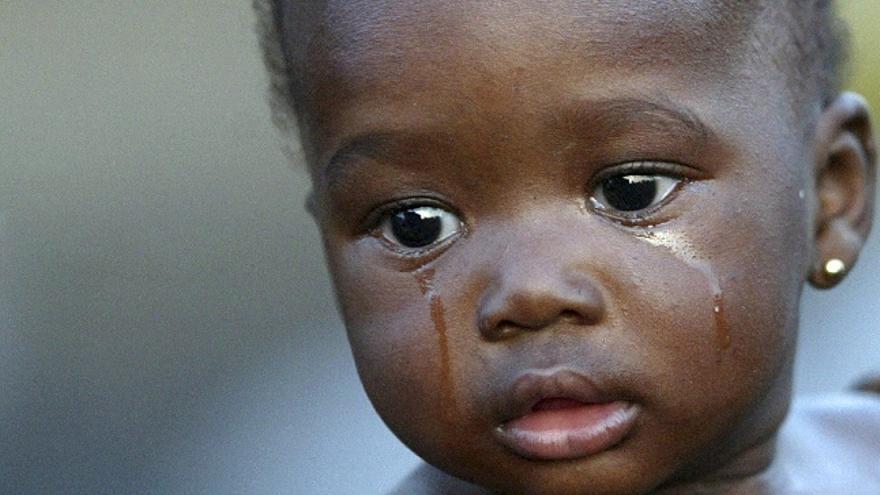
left=391, top=209, right=442, bottom=248
left=601, top=175, right=657, bottom=211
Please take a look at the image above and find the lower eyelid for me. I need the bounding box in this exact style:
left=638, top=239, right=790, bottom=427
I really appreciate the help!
left=373, top=228, right=463, bottom=261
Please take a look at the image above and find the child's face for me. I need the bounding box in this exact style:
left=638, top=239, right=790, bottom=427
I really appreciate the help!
left=294, top=1, right=825, bottom=493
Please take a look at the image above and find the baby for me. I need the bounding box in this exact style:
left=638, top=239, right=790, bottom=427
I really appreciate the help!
left=255, top=1, right=879, bottom=493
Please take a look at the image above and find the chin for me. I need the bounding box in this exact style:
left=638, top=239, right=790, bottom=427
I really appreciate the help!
left=421, top=442, right=673, bottom=495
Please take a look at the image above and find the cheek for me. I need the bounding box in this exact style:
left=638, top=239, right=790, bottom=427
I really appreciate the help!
left=322, top=241, right=473, bottom=449
left=612, top=178, right=805, bottom=426
left=714, top=169, right=808, bottom=368
left=324, top=237, right=506, bottom=475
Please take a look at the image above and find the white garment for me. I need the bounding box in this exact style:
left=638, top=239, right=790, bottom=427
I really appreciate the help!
left=772, top=392, right=880, bottom=493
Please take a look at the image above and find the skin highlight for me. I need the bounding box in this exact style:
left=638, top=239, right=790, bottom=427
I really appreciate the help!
left=272, top=1, right=876, bottom=493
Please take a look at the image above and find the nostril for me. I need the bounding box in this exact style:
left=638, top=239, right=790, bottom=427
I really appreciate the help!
left=481, top=311, right=587, bottom=341
left=559, top=309, right=586, bottom=324
left=493, top=320, right=524, bottom=340
left=481, top=319, right=522, bottom=341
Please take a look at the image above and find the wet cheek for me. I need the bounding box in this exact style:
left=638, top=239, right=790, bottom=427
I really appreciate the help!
left=605, top=244, right=725, bottom=374
left=607, top=225, right=795, bottom=419
left=323, top=245, right=472, bottom=440
left=718, top=197, right=804, bottom=372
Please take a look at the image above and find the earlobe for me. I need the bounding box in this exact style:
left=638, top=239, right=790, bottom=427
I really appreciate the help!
left=808, top=92, right=877, bottom=289
left=809, top=219, right=864, bottom=288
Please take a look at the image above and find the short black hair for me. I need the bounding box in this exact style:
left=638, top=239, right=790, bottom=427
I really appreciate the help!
left=765, top=0, right=850, bottom=106
left=254, top=0, right=850, bottom=149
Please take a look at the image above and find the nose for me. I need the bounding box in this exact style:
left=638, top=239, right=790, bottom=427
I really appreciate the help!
left=477, top=257, right=606, bottom=341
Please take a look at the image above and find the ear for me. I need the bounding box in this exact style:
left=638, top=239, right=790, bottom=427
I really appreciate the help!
left=808, top=92, right=877, bottom=289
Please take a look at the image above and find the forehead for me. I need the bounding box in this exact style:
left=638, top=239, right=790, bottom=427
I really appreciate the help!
left=285, top=0, right=758, bottom=81
left=282, top=0, right=772, bottom=166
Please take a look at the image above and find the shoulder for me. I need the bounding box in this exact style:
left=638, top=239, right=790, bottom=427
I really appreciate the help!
left=386, top=463, right=491, bottom=495
left=787, top=389, right=880, bottom=422
left=774, top=392, right=880, bottom=493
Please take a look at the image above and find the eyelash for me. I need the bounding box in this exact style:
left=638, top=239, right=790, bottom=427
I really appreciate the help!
left=592, top=161, right=693, bottom=183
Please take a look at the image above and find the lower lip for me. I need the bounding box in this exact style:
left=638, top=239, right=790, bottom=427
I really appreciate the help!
left=495, top=400, right=639, bottom=461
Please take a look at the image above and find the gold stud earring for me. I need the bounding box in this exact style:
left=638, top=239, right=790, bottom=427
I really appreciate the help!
left=824, top=258, right=847, bottom=278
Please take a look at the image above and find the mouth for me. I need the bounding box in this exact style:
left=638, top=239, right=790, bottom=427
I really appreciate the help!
left=494, top=369, right=640, bottom=461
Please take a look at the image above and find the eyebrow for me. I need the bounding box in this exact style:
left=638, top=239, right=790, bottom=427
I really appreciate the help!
left=319, top=131, right=440, bottom=190
left=552, top=96, right=714, bottom=145
left=320, top=97, right=715, bottom=189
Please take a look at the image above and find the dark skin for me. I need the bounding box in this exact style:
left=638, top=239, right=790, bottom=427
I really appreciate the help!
left=280, top=1, right=877, bottom=493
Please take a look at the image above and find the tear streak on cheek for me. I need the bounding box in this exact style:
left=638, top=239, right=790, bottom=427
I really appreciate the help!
left=413, top=268, right=457, bottom=417
left=635, top=230, right=731, bottom=356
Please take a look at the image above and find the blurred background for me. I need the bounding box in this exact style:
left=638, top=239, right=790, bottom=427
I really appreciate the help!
left=0, top=1, right=877, bottom=494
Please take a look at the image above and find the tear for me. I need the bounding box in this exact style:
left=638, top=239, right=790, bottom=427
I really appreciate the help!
left=413, top=267, right=455, bottom=408
left=635, top=230, right=730, bottom=354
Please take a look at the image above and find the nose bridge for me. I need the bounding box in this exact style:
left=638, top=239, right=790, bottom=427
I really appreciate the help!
left=476, top=215, right=606, bottom=341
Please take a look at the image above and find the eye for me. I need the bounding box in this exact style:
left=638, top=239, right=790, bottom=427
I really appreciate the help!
left=379, top=205, right=462, bottom=249
left=591, top=173, right=681, bottom=213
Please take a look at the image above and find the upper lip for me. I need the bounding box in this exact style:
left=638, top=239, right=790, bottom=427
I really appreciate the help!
left=497, top=367, right=618, bottom=422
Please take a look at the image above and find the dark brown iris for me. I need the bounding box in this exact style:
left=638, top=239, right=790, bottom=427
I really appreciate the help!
left=601, top=176, right=658, bottom=211
left=391, top=209, right=442, bottom=248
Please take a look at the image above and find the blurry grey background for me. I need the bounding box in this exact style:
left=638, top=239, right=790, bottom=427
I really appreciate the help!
left=1, top=1, right=877, bottom=494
